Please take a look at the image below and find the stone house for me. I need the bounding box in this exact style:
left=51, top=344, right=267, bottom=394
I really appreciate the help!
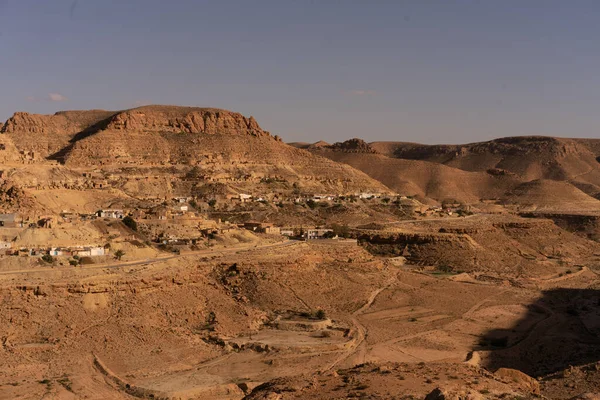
left=97, top=209, right=124, bottom=219
left=0, top=213, right=20, bottom=228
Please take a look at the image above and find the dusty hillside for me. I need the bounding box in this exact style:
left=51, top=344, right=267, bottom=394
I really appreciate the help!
left=0, top=106, right=390, bottom=211
left=502, top=179, right=600, bottom=211
left=305, top=138, right=600, bottom=208
left=1, top=109, right=118, bottom=158
left=61, top=131, right=387, bottom=194
left=245, top=362, right=539, bottom=399
left=383, top=136, right=600, bottom=199
left=358, top=214, right=600, bottom=274
left=311, top=144, right=519, bottom=204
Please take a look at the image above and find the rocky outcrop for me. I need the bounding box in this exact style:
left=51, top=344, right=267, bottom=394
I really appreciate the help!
left=328, top=138, right=378, bottom=153
left=391, top=136, right=600, bottom=184
left=0, top=106, right=271, bottom=160
left=520, top=212, right=600, bottom=241
left=105, top=106, right=270, bottom=137
left=1, top=110, right=116, bottom=136
left=494, top=368, right=540, bottom=395
left=1, top=110, right=117, bottom=158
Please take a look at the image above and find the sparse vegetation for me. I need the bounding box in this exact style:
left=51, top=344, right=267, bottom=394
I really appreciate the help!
left=306, top=199, right=318, bottom=209
left=315, top=309, right=327, bottom=320
left=331, top=223, right=351, bottom=238
left=114, top=249, right=125, bottom=260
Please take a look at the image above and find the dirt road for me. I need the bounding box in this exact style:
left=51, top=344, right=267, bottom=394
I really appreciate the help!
left=322, top=271, right=398, bottom=371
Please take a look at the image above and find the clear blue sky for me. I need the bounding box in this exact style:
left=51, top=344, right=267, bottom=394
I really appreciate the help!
left=1, top=0, right=599, bottom=144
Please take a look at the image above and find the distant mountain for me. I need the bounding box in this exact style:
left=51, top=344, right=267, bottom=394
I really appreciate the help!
left=304, top=137, right=600, bottom=210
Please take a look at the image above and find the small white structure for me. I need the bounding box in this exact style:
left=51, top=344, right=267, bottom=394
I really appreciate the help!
left=306, top=228, right=334, bottom=240
left=97, top=209, right=124, bottom=219
left=239, top=193, right=252, bottom=202
left=73, top=248, right=92, bottom=257
left=0, top=241, right=12, bottom=249
left=313, top=195, right=335, bottom=202
left=359, top=193, right=379, bottom=199
left=49, top=248, right=63, bottom=256
left=280, top=228, right=295, bottom=237
left=89, top=247, right=105, bottom=256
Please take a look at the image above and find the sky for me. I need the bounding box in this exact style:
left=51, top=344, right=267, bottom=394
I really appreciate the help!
left=1, top=0, right=599, bottom=144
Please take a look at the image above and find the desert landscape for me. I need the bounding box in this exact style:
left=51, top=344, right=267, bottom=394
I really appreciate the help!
left=0, top=105, right=598, bottom=400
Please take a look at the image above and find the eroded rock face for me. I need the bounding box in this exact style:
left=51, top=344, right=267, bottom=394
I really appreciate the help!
left=1, top=110, right=117, bottom=157
left=0, top=106, right=271, bottom=159
left=1, top=110, right=115, bottom=136
left=328, top=138, right=378, bottom=153
left=105, top=106, right=269, bottom=137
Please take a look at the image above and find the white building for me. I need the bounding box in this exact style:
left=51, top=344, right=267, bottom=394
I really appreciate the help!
left=89, top=247, right=105, bottom=256
left=280, top=228, right=295, bottom=237
left=97, top=209, right=124, bottom=219
left=49, top=248, right=63, bottom=256
left=359, top=193, right=379, bottom=199
left=313, top=195, right=335, bottom=202
left=306, top=228, right=334, bottom=240
left=239, top=193, right=252, bottom=202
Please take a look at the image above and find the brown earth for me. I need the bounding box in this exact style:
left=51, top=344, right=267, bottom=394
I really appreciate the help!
left=2, top=106, right=600, bottom=399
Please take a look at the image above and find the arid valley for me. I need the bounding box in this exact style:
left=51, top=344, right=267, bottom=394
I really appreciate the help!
left=0, top=106, right=599, bottom=399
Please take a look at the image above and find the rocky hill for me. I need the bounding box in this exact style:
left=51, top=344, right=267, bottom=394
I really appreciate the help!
left=388, top=136, right=600, bottom=180
left=0, top=106, right=390, bottom=208
left=385, top=136, right=600, bottom=199
left=309, top=141, right=520, bottom=204
left=305, top=137, right=600, bottom=209
left=0, top=106, right=270, bottom=161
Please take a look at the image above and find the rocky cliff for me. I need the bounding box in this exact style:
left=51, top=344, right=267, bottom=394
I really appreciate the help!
left=105, top=106, right=269, bottom=137
left=0, top=105, right=390, bottom=199
left=0, top=106, right=272, bottom=159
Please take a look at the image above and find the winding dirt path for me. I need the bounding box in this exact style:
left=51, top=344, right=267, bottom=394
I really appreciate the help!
left=321, top=271, right=398, bottom=372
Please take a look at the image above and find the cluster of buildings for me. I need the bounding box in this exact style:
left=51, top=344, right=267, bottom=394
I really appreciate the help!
left=225, top=192, right=391, bottom=204
left=1, top=244, right=107, bottom=257
left=241, top=222, right=334, bottom=240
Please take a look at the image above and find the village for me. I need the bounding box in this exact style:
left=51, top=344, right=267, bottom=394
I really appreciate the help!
left=0, top=189, right=471, bottom=263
